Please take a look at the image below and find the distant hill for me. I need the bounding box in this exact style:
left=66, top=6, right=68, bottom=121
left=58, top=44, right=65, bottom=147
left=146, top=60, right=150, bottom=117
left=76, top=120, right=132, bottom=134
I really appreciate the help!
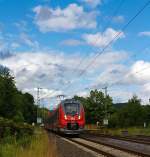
left=113, top=102, right=128, bottom=108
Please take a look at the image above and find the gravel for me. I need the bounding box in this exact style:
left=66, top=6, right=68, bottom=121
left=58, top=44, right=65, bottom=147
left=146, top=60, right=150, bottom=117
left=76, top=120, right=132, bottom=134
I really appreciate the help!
left=49, top=133, right=105, bottom=157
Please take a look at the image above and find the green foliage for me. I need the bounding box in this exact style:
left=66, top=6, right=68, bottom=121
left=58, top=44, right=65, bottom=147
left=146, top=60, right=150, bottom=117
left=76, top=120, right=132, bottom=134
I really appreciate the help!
left=74, top=89, right=113, bottom=124
left=0, top=133, right=33, bottom=157
left=0, top=66, right=37, bottom=123
left=109, top=95, right=150, bottom=128
left=13, top=111, right=24, bottom=123
left=37, top=107, right=49, bottom=123
left=75, top=91, right=150, bottom=128
left=0, top=117, right=34, bottom=138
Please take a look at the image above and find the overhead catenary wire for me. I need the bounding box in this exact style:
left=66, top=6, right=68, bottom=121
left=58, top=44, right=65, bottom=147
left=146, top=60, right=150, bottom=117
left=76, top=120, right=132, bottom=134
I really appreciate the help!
left=44, top=0, right=126, bottom=98
left=63, top=0, right=150, bottom=94
left=82, top=65, right=150, bottom=100
left=79, top=1, right=150, bottom=77
left=41, top=1, right=150, bottom=100
left=72, top=0, right=125, bottom=75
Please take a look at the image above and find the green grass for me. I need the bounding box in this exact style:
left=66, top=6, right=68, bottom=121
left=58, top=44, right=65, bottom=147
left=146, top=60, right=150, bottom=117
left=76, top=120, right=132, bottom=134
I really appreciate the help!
left=85, top=124, right=150, bottom=136
left=0, top=128, right=57, bottom=157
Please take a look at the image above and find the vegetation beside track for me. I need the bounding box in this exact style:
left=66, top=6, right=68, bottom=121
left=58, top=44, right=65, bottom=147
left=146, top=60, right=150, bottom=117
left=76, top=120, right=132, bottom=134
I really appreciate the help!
left=0, top=63, right=57, bottom=156
left=0, top=66, right=37, bottom=124
left=0, top=127, right=57, bottom=157
left=106, top=127, right=150, bottom=136
left=85, top=125, right=150, bottom=136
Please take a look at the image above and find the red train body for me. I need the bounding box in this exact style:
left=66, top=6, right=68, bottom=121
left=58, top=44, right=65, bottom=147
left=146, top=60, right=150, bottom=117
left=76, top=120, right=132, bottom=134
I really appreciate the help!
left=45, top=99, right=85, bottom=134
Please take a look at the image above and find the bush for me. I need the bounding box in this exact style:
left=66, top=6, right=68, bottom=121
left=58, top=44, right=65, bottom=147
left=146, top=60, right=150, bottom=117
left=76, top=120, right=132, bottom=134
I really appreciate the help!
left=0, top=117, right=34, bottom=138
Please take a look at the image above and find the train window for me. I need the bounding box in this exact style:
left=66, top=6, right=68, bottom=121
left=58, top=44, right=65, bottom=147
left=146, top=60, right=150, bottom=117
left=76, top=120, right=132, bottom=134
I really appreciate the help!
left=64, top=103, right=80, bottom=116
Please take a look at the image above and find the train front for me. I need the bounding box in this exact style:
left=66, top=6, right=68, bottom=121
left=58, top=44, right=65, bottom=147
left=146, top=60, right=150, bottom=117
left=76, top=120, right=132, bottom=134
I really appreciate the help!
left=59, top=99, right=85, bottom=134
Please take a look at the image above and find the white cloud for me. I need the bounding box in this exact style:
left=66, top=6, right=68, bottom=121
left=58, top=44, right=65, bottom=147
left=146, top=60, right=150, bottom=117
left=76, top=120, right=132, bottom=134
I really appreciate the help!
left=83, top=28, right=125, bottom=48
left=0, top=41, right=7, bottom=50
left=112, top=15, right=124, bottom=23
left=14, top=21, right=28, bottom=32
left=82, top=0, right=102, bottom=8
left=33, top=4, right=97, bottom=32
left=0, top=49, right=127, bottom=99
left=0, top=32, right=8, bottom=50
left=1, top=48, right=149, bottom=105
left=11, top=42, right=20, bottom=49
left=0, top=51, right=81, bottom=91
left=127, top=60, right=150, bottom=83
left=93, top=64, right=128, bottom=88
left=20, top=33, right=39, bottom=48
left=60, top=39, right=84, bottom=46
left=138, top=31, right=150, bottom=37
left=76, top=90, right=89, bottom=97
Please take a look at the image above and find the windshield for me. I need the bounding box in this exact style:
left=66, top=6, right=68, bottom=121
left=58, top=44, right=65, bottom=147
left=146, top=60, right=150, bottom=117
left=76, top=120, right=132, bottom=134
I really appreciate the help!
left=64, top=103, right=80, bottom=116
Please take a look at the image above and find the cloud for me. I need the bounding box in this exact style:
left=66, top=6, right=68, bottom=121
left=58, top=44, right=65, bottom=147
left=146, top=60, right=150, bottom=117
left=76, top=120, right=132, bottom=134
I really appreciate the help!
left=0, top=32, right=8, bottom=50
left=0, top=50, right=13, bottom=59
left=11, top=42, right=20, bottom=49
left=127, top=60, right=150, bottom=84
left=20, top=33, right=39, bottom=48
left=82, top=0, right=102, bottom=8
left=138, top=31, right=150, bottom=37
left=0, top=51, right=81, bottom=91
left=33, top=4, right=97, bottom=32
left=83, top=28, right=125, bottom=48
left=112, top=15, right=124, bottom=23
left=14, top=21, right=28, bottom=32
left=0, top=41, right=7, bottom=50
left=93, top=60, right=150, bottom=88
left=0, top=48, right=149, bottom=104
left=76, top=90, right=89, bottom=97
left=0, top=49, right=128, bottom=99
left=92, top=64, right=128, bottom=88
left=60, top=39, right=84, bottom=46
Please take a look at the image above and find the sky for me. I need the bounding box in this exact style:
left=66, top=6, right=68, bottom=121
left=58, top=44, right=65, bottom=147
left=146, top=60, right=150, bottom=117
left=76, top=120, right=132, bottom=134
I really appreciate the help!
left=0, top=0, right=150, bottom=108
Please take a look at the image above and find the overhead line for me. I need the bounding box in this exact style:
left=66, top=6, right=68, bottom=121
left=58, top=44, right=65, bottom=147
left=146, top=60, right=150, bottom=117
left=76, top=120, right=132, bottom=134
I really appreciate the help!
left=64, top=0, right=150, bottom=93
left=61, top=0, right=126, bottom=92
left=72, top=0, right=125, bottom=75
left=45, top=0, right=126, bottom=97
left=79, top=0, right=150, bottom=77
left=102, top=0, right=125, bottom=32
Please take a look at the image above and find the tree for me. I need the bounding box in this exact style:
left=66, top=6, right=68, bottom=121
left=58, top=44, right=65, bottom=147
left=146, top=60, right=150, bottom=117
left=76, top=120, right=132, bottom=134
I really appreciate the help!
left=74, top=90, right=113, bottom=124
left=0, top=65, right=37, bottom=123
left=0, top=66, right=17, bottom=118
left=109, top=95, right=144, bottom=128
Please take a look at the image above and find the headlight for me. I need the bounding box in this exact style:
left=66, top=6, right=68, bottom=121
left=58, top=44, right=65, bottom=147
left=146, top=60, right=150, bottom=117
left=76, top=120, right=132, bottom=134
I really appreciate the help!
left=78, top=115, right=81, bottom=119
left=64, top=115, right=67, bottom=120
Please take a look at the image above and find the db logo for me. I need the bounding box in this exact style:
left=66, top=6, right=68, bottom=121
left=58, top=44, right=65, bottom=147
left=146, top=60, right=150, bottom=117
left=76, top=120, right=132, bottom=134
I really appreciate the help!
left=71, top=117, right=75, bottom=120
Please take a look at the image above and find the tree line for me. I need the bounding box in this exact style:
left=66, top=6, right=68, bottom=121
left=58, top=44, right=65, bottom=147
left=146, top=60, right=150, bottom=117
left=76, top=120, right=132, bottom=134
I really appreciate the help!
left=0, top=66, right=37, bottom=124
left=74, top=90, right=150, bottom=128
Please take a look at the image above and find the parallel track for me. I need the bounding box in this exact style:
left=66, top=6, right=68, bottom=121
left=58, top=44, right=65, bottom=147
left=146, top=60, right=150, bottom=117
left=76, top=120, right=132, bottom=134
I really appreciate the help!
left=83, top=133, right=150, bottom=145
left=69, top=138, right=118, bottom=157
left=81, top=136, right=150, bottom=157
left=49, top=131, right=150, bottom=157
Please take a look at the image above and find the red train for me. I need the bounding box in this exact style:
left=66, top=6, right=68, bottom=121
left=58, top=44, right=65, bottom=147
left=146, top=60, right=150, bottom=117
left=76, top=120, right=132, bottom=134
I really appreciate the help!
left=45, top=99, right=85, bottom=134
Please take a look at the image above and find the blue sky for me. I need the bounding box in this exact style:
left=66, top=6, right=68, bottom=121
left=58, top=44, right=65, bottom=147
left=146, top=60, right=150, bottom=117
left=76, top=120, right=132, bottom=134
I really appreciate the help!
left=0, top=0, right=150, bottom=107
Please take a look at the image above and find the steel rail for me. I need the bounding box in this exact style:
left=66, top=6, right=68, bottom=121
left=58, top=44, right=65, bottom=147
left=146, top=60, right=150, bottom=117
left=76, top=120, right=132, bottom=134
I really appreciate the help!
left=83, top=132, right=150, bottom=145
left=68, top=138, right=117, bottom=157
left=81, top=136, right=150, bottom=157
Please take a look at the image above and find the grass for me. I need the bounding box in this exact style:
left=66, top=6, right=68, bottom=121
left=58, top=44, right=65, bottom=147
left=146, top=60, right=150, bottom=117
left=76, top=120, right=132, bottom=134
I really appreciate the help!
left=108, top=127, right=150, bottom=136
left=0, top=128, right=58, bottom=157
left=85, top=124, right=150, bottom=136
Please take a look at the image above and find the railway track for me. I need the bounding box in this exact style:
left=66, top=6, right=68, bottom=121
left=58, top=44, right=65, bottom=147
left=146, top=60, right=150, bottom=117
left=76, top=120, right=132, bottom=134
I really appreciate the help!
left=80, top=136, right=150, bottom=157
left=49, top=131, right=150, bottom=157
left=83, top=133, right=150, bottom=145
left=69, top=137, right=140, bottom=157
